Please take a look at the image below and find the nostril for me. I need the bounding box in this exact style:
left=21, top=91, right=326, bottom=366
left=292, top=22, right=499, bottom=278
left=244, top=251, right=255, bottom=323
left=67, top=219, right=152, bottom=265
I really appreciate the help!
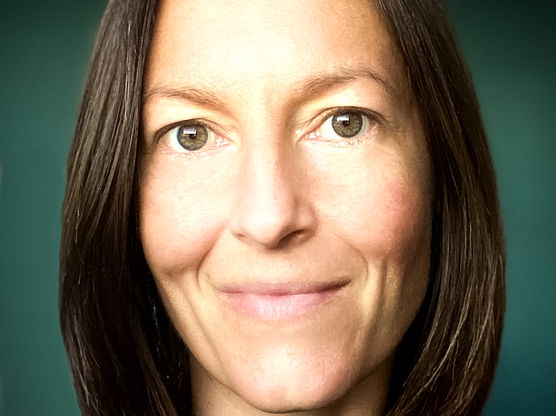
left=276, top=229, right=307, bottom=248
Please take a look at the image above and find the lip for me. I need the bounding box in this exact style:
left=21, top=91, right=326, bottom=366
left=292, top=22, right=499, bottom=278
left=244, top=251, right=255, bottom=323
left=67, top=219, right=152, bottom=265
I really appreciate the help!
left=217, top=280, right=350, bottom=320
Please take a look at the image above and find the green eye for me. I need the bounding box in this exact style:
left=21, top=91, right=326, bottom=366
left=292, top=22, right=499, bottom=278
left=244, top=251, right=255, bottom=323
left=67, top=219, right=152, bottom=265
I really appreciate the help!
left=176, top=123, right=209, bottom=151
left=331, top=111, right=363, bottom=138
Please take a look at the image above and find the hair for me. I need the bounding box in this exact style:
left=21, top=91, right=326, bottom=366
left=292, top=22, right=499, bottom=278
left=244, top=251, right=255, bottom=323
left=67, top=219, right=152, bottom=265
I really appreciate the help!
left=59, top=0, right=505, bottom=415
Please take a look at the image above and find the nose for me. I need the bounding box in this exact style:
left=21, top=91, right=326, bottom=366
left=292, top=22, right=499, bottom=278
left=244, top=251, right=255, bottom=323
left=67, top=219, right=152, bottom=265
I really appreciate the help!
left=228, top=141, right=317, bottom=249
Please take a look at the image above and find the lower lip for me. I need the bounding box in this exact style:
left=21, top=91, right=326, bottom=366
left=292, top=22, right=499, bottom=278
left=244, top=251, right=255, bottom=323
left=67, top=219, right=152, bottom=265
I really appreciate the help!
left=219, top=287, right=344, bottom=320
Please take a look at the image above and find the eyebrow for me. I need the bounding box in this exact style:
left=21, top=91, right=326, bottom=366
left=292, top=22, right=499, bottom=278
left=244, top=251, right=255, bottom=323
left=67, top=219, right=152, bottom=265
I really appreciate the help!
left=294, top=67, right=399, bottom=103
left=143, top=85, right=225, bottom=108
left=143, top=67, right=399, bottom=109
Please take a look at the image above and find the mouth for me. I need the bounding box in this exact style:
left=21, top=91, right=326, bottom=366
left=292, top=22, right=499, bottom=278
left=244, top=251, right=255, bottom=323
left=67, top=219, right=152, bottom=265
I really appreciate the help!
left=217, top=280, right=350, bottom=320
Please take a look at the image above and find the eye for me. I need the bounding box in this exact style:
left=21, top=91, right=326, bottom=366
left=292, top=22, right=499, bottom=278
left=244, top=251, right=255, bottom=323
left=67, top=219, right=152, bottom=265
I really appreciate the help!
left=157, top=120, right=228, bottom=154
left=310, top=109, right=377, bottom=143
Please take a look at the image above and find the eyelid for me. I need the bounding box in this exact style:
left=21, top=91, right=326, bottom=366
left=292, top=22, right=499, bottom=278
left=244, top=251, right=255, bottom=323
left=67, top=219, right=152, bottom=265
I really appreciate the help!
left=315, top=106, right=381, bottom=127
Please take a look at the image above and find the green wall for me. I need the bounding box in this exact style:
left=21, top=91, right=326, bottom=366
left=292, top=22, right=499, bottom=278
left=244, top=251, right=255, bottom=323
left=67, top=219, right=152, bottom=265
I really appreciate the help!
left=0, top=1, right=554, bottom=414
left=0, top=2, right=105, bottom=415
left=445, top=1, right=556, bottom=415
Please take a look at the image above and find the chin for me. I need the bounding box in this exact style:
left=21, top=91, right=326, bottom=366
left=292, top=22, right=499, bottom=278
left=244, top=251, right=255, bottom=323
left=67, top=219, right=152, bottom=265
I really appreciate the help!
left=240, top=386, right=344, bottom=414
left=230, top=361, right=359, bottom=413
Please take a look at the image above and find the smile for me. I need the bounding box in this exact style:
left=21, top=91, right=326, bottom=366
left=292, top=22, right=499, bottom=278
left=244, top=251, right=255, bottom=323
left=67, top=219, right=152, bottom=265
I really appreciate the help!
left=217, top=280, right=350, bottom=320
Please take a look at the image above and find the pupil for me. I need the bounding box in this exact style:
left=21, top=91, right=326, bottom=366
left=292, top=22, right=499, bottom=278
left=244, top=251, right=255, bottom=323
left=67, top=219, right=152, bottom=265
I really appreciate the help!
left=183, top=127, right=198, bottom=139
left=332, top=112, right=363, bottom=138
left=338, top=115, right=351, bottom=126
left=177, top=124, right=208, bottom=151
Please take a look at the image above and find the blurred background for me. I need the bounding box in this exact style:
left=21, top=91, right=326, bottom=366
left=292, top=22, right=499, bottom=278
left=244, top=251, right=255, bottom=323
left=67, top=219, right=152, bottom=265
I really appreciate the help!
left=0, top=0, right=554, bottom=414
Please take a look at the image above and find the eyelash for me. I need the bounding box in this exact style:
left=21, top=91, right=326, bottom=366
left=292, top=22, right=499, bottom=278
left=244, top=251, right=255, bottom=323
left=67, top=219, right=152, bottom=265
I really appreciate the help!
left=154, top=107, right=380, bottom=155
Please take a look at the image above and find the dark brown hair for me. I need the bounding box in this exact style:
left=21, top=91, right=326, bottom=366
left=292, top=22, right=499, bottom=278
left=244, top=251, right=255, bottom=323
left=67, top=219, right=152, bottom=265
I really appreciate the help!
left=60, top=0, right=505, bottom=414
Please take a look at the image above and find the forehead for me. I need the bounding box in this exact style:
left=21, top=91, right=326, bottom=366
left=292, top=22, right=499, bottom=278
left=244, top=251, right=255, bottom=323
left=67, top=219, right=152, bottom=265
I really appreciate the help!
left=146, top=0, right=405, bottom=103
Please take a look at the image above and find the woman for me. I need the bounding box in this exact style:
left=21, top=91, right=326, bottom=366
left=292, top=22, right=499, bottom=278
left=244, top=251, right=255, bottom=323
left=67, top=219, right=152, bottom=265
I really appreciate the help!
left=59, top=0, right=505, bottom=415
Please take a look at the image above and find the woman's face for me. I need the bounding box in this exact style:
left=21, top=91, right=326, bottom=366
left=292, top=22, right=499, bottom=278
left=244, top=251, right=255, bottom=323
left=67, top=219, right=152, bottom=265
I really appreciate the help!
left=140, top=0, right=432, bottom=412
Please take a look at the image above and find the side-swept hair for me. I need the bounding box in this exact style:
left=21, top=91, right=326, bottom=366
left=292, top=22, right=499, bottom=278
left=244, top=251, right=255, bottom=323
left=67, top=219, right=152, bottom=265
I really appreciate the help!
left=375, top=1, right=505, bottom=415
left=60, top=0, right=504, bottom=414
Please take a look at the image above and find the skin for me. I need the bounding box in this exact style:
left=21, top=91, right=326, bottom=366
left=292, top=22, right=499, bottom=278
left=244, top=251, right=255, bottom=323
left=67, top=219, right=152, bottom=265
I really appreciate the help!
left=139, top=0, right=432, bottom=415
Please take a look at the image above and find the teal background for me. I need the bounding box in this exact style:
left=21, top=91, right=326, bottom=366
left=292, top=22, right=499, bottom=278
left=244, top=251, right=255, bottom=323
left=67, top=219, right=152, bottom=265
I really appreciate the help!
left=0, top=1, right=554, bottom=414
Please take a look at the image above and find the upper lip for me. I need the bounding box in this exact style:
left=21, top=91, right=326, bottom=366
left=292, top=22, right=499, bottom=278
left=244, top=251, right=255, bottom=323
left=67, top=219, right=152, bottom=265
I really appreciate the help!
left=217, top=279, right=350, bottom=296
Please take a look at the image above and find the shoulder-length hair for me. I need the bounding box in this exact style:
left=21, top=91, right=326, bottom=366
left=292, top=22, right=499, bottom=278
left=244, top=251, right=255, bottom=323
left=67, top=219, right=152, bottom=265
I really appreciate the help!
left=59, top=0, right=505, bottom=414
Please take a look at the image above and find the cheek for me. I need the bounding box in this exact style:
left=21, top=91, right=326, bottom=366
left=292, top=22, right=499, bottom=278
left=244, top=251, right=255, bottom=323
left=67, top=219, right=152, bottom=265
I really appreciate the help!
left=308, top=142, right=432, bottom=339
left=322, top=155, right=432, bottom=377
left=138, top=156, right=234, bottom=275
left=359, top=177, right=430, bottom=261
left=308, top=146, right=432, bottom=265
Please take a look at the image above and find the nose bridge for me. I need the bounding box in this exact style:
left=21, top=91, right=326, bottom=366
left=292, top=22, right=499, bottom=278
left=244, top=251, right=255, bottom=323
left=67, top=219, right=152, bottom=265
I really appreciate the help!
left=243, top=135, right=293, bottom=214
left=228, top=123, right=316, bottom=249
